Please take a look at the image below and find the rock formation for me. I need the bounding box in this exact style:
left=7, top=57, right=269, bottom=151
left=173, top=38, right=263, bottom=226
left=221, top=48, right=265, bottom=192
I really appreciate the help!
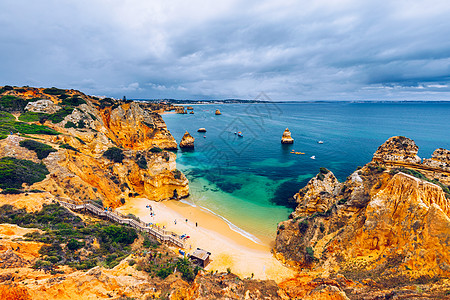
left=215, top=109, right=221, bottom=115
left=0, top=86, right=188, bottom=207
left=179, top=131, right=195, bottom=148
left=197, top=128, right=207, bottom=132
left=281, top=128, right=294, bottom=144
left=275, top=136, right=450, bottom=299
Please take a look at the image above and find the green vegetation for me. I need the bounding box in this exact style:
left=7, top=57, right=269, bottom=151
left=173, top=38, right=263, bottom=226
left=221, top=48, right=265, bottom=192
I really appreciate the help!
left=338, top=197, right=348, bottom=205
left=0, top=111, right=15, bottom=122
left=64, top=121, right=76, bottom=128
left=0, top=204, right=139, bottom=271
left=135, top=153, right=147, bottom=169
left=172, top=169, right=182, bottom=180
left=298, top=219, right=309, bottom=233
left=0, top=85, right=14, bottom=93
left=47, top=107, right=74, bottom=123
left=43, top=87, right=66, bottom=95
left=0, top=157, right=49, bottom=189
left=19, top=139, right=56, bottom=159
left=60, top=96, right=86, bottom=106
left=0, top=95, right=29, bottom=112
left=150, top=147, right=163, bottom=153
left=104, top=147, right=124, bottom=163
left=317, top=167, right=330, bottom=181
left=60, top=143, right=78, bottom=152
left=0, top=109, right=60, bottom=139
left=18, top=111, right=49, bottom=123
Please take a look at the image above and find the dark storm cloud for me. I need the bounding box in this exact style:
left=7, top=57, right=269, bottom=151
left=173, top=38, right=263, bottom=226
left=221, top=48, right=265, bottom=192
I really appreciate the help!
left=1, top=0, right=450, bottom=100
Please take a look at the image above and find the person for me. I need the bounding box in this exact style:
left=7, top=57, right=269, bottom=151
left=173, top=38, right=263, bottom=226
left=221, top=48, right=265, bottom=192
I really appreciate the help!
left=174, top=219, right=177, bottom=225
left=185, top=219, right=188, bottom=223
left=195, top=222, right=198, bottom=227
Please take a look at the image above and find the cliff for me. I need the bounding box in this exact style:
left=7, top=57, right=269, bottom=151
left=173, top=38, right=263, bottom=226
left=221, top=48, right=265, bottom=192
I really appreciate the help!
left=275, top=136, right=450, bottom=299
left=0, top=86, right=188, bottom=207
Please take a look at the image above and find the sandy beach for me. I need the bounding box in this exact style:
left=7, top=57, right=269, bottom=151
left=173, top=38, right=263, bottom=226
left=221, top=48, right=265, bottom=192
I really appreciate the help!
left=117, top=197, right=295, bottom=282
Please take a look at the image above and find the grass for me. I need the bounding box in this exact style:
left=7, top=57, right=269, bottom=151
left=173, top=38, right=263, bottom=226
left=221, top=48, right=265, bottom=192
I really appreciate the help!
left=0, top=111, right=15, bottom=122
left=60, top=96, right=86, bottom=106
left=0, top=157, right=49, bottom=189
left=42, top=87, right=66, bottom=95
left=19, top=139, right=57, bottom=159
left=0, top=120, right=60, bottom=139
left=390, top=167, right=450, bottom=196
left=18, top=111, right=49, bottom=122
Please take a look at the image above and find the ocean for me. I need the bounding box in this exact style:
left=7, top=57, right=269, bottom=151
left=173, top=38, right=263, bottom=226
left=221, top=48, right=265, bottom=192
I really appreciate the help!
left=162, top=102, right=450, bottom=244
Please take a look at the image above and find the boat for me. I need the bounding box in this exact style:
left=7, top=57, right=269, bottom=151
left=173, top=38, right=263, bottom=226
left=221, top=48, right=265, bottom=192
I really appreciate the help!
left=318, top=140, right=324, bottom=144
left=203, top=135, right=206, bottom=138
left=237, top=131, right=243, bottom=137
left=310, top=155, right=316, bottom=159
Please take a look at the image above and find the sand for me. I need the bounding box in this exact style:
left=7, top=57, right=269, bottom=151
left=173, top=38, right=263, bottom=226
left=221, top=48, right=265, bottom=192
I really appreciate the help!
left=117, top=198, right=295, bottom=282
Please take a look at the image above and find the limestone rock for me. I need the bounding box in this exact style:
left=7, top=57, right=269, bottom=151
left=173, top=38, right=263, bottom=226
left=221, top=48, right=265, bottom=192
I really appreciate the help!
left=372, top=136, right=421, bottom=164
left=275, top=136, right=450, bottom=296
left=179, top=131, right=195, bottom=148
left=281, top=128, right=294, bottom=144
left=25, top=99, right=61, bottom=114
left=423, top=148, right=450, bottom=171
left=215, top=109, right=221, bottom=115
left=292, top=169, right=342, bottom=218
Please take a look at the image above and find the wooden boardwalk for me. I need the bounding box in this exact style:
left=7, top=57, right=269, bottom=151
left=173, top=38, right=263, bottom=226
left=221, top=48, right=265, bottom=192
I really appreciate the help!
left=58, top=198, right=186, bottom=249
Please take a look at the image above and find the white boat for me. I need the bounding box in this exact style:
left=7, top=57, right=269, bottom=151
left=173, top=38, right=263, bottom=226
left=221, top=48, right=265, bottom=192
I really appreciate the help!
left=310, top=155, right=316, bottom=159
left=318, top=140, right=324, bottom=144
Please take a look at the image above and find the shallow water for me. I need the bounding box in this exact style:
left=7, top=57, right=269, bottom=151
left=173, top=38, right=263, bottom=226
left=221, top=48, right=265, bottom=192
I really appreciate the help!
left=162, top=102, right=450, bottom=243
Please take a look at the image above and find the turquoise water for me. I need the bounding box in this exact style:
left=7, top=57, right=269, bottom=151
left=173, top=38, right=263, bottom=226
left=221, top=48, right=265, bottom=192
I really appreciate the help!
left=162, top=102, right=450, bottom=243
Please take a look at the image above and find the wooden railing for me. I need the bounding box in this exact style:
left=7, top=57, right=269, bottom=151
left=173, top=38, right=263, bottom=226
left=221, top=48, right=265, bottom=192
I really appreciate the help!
left=57, top=198, right=186, bottom=249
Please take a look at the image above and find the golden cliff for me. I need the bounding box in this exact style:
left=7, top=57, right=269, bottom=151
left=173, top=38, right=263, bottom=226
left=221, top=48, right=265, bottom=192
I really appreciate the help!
left=0, top=86, right=188, bottom=207
left=275, top=136, right=450, bottom=299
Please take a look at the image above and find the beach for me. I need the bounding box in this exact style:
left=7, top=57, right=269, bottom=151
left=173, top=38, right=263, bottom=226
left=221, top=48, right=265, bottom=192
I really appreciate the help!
left=117, top=197, right=295, bottom=283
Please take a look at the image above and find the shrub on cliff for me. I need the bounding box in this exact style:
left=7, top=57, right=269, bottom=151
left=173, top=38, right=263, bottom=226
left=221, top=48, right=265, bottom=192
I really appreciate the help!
left=150, top=146, right=163, bottom=153
left=103, top=147, right=124, bottom=163
left=19, top=139, right=57, bottom=159
left=0, top=95, right=29, bottom=112
left=135, top=153, right=147, bottom=169
left=60, top=96, right=86, bottom=106
left=101, top=225, right=137, bottom=245
left=0, top=157, right=49, bottom=189
left=47, top=107, right=74, bottom=123
left=43, top=87, right=66, bottom=95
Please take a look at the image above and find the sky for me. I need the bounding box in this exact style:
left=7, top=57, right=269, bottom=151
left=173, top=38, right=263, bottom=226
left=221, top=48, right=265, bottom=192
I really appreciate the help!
left=1, top=0, right=450, bottom=101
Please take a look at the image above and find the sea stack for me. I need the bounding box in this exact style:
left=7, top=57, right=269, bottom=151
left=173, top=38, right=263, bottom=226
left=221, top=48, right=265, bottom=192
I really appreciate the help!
left=179, top=131, right=195, bottom=148
left=281, top=128, right=294, bottom=144
left=215, top=109, right=222, bottom=115
left=197, top=128, right=207, bottom=132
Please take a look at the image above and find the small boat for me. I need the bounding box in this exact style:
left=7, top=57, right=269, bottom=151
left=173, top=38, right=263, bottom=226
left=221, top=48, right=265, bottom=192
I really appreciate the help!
left=237, top=131, right=243, bottom=137
left=310, top=155, right=316, bottom=159
left=318, top=140, right=324, bottom=144
left=203, top=135, right=206, bottom=138
left=234, top=132, right=237, bottom=135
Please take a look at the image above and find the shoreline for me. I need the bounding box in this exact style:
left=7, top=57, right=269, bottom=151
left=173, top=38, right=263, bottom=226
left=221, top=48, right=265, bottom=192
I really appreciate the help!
left=117, top=197, right=295, bottom=282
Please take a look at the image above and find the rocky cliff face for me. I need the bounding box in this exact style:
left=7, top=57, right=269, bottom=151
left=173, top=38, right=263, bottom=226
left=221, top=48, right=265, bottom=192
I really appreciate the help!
left=0, top=86, right=188, bottom=207
left=275, top=136, right=450, bottom=298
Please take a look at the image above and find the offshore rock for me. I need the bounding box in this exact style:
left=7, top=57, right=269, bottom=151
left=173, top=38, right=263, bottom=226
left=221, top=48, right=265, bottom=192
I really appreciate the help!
left=179, top=131, right=195, bottom=148
left=281, top=128, right=294, bottom=144
left=423, top=148, right=450, bottom=172
left=215, top=109, right=221, bottom=115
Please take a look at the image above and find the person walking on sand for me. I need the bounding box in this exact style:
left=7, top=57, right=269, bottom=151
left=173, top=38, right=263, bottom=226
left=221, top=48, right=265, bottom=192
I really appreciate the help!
left=185, top=219, right=188, bottom=223
left=195, top=222, right=198, bottom=227
left=174, top=219, right=177, bottom=225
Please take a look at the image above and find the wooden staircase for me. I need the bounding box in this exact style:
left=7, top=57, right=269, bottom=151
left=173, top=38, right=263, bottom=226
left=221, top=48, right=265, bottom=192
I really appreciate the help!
left=57, top=198, right=186, bottom=249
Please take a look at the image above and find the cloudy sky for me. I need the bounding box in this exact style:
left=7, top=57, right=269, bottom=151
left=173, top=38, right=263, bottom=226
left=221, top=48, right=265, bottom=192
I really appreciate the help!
left=1, top=0, right=450, bottom=100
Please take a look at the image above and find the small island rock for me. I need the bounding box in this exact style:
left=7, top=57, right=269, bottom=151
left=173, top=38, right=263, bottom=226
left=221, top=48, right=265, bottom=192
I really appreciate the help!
left=215, top=109, right=222, bottom=115
left=197, top=128, right=207, bottom=132
left=179, top=131, right=195, bottom=148
left=281, top=128, right=294, bottom=144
